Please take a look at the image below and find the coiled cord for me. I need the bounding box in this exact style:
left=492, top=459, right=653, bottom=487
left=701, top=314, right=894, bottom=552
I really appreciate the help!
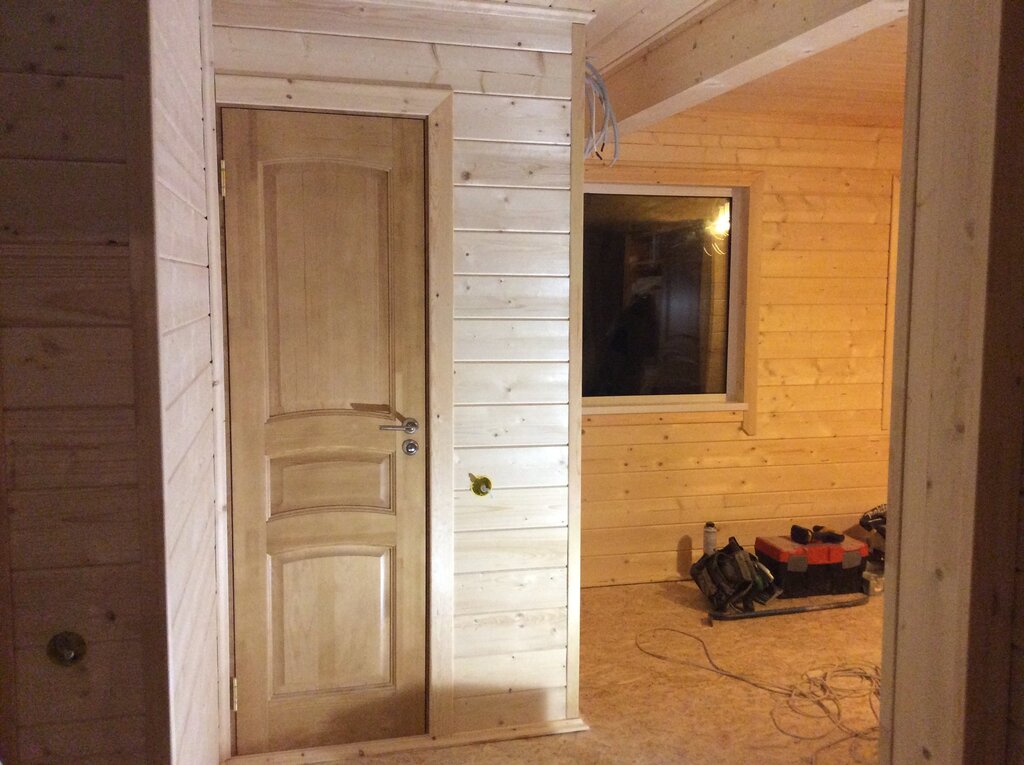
left=635, top=627, right=880, bottom=764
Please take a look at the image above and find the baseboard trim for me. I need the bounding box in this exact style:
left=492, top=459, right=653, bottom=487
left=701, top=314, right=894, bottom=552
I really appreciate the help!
left=224, top=718, right=590, bottom=764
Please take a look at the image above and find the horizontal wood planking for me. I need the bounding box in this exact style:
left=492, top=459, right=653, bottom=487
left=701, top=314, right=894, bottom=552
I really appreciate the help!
left=8, top=487, right=140, bottom=570
left=0, top=73, right=125, bottom=162
left=583, top=461, right=889, bottom=502
left=455, top=486, right=569, bottom=532
left=18, top=715, right=145, bottom=764
left=454, top=362, right=568, bottom=405
left=583, top=434, right=888, bottom=474
left=761, top=278, right=887, bottom=305
left=454, top=320, right=569, bottom=362
left=1, top=327, right=134, bottom=409
left=583, top=486, right=887, bottom=530
left=585, top=510, right=866, bottom=556
left=758, top=357, right=884, bottom=386
left=0, top=0, right=126, bottom=78
left=455, top=527, right=569, bottom=573
left=212, top=26, right=572, bottom=97
left=12, top=563, right=141, bottom=647
left=615, top=138, right=898, bottom=171
left=759, top=331, right=884, bottom=358
left=454, top=187, right=570, bottom=232
left=759, top=304, right=885, bottom=332
left=758, top=383, right=883, bottom=412
left=0, top=1, right=159, bottom=757
left=454, top=607, right=568, bottom=657
left=454, top=141, right=570, bottom=188
left=15, top=639, right=144, bottom=726
left=0, top=160, right=127, bottom=244
left=3, top=409, right=137, bottom=493
left=452, top=688, right=568, bottom=733
left=453, top=276, right=569, bottom=319
left=455, top=568, right=568, bottom=615
left=761, top=192, right=892, bottom=224
left=0, top=249, right=131, bottom=327
left=213, top=0, right=574, bottom=52
left=760, top=250, right=889, bottom=278
left=453, top=95, right=571, bottom=144
left=454, top=232, right=570, bottom=276
left=455, top=404, right=568, bottom=447
left=454, top=648, right=567, bottom=697
left=582, top=105, right=899, bottom=585
left=455, top=446, right=568, bottom=489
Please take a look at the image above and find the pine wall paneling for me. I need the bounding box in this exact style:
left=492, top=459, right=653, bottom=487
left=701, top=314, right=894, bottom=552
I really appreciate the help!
left=0, top=1, right=152, bottom=762
left=149, top=0, right=221, bottom=762
left=210, top=0, right=585, bottom=748
left=582, top=109, right=903, bottom=587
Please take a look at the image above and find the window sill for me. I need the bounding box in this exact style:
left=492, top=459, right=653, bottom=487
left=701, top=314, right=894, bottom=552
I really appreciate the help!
left=581, top=399, right=748, bottom=417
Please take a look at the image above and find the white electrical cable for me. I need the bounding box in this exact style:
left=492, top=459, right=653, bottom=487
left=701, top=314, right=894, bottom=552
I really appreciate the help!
left=584, top=61, right=619, bottom=164
left=635, top=627, right=881, bottom=765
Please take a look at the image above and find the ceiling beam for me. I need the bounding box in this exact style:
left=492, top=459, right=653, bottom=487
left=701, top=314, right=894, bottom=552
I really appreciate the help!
left=603, top=0, right=908, bottom=135
left=585, top=0, right=721, bottom=72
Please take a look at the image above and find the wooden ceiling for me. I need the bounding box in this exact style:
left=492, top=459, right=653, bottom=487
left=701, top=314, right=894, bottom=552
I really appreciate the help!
left=686, top=18, right=908, bottom=128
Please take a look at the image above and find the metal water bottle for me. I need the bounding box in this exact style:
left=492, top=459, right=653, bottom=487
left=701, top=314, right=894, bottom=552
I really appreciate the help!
left=703, top=521, right=718, bottom=556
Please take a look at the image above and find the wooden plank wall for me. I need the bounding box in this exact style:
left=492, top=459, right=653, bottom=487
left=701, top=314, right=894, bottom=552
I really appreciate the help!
left=211, top=0, right=579, bottom=735
left=149, top=0, right=221, bottom=763
left=0, top=2, right=150, bottom=762
left=581, top=110, right=902, bottom=586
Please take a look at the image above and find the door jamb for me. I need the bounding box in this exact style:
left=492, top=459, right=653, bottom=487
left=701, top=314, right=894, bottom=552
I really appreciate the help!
left=207, top=74, right=456, bottom=752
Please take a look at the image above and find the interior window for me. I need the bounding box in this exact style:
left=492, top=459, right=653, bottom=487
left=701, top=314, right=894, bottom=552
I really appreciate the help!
left=583, top=192, right=733, bottom=398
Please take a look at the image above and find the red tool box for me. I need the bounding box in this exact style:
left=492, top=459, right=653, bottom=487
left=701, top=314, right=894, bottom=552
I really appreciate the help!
left=754, top=536, right=867, bottom=598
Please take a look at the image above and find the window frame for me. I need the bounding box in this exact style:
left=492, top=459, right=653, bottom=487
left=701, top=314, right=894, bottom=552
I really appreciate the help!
left=581, top=182, right=754, bottom=420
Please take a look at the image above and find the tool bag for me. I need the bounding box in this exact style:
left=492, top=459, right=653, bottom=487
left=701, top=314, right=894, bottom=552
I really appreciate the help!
left=691, top=536, right=779, bottom=613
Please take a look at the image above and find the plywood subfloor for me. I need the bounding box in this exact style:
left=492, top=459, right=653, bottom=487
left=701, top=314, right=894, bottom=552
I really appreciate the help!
left=376, top=581, right=883, bottom=764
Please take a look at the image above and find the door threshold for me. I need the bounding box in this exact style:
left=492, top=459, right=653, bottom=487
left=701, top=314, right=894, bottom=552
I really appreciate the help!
left=224, top=718, right=589, bottom=764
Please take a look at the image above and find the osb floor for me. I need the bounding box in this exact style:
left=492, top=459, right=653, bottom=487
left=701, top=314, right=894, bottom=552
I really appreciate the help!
left=371, top=581, right=884, bottom=765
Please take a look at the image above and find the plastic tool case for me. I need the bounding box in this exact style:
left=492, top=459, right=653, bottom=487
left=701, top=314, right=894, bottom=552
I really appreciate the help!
left=754, top=536, right=867, bottom=598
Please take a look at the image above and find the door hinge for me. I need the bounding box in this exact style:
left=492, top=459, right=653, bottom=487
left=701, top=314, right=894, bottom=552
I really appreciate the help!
left=219, top=159, right=227, bottom=199
left=231, top=676, right=238, bottom=712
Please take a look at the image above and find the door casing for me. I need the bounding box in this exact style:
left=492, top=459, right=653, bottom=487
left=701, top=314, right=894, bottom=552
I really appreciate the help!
left=209, top=77, right=455, bottom=755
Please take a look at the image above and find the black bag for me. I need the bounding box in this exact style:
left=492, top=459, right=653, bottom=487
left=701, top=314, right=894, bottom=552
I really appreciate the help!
left=691, top=536, right=779, bottom=612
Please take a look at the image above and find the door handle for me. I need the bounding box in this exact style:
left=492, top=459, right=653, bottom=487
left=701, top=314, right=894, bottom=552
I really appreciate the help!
left=379, top=417, right=419, bottom=434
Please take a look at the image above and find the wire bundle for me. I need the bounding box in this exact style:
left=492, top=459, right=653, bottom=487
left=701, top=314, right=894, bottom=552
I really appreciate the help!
left=584, top=61, right=619, bottom=164
left=635, top=627, right=881, bottom=764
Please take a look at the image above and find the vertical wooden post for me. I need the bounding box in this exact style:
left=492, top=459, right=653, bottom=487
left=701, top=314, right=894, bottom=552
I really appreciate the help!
left=882, top=1, right=1024, bottom=763
left=881, top=175, right=900, bottom=433
left=566, top=20, right=586, bottom=720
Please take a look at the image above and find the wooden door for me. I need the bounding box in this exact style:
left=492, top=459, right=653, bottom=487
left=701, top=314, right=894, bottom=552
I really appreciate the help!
left=222, top=108, right=427, bottom=754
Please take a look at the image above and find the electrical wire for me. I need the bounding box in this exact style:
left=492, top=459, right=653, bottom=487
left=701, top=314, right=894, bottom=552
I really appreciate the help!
left=584, top=61, right=619, bottom=165
left=635, top=627, right=880, bottom=764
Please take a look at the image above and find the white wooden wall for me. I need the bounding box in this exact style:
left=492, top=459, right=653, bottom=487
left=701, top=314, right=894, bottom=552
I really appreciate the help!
left=211, top=0, right=582, bottom=737
left=150, top=0, right=222, bottom=763
left=0, top=2, right=153, bottom=762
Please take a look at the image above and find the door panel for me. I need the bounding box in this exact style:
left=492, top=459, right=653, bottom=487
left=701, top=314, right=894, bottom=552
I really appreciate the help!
left=263, top=160, right=391, bottom=416
left=223, top=108, right=426, bottom=754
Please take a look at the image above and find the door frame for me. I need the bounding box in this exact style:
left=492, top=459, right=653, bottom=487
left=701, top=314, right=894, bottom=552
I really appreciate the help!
left=207, top=75, right=455, bottom=756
